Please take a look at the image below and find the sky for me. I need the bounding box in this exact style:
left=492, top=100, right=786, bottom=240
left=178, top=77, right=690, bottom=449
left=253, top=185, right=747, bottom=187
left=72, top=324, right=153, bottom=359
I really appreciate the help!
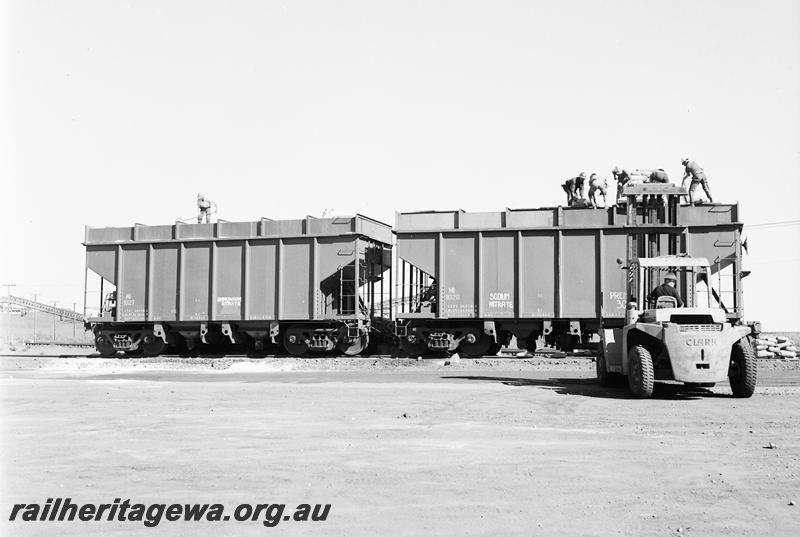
left=1, top=0, right=798, bottom=329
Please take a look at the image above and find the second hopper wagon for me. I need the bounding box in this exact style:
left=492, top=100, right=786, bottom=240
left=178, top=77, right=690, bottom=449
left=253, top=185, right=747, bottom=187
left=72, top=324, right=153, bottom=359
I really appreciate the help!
left=393, top=202, right=744, bottom=356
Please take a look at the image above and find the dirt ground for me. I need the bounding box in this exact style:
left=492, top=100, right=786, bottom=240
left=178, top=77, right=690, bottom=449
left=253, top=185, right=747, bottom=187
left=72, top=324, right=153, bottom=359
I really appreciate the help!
left=1, top=356, right=799, bottom=536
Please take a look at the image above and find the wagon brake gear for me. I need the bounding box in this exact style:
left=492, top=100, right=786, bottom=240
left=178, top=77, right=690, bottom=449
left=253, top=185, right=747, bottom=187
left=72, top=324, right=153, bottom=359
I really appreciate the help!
left=338, top=321, right=369, bottom=356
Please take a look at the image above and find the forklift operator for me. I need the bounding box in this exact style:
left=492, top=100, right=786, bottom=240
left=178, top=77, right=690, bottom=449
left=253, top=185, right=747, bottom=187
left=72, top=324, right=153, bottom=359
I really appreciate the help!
left=647, top=272, right=684, bottom=308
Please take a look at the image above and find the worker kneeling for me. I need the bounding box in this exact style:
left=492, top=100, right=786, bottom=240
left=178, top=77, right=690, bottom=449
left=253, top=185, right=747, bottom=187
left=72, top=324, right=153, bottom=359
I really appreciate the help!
left=647, top=272, right=683, bottom=308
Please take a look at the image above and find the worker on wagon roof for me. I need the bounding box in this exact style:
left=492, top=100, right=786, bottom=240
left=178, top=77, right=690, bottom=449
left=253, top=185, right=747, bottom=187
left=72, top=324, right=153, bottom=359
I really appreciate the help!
left=561, top=172, right=586, bottom=206
left=647, top=271, right=684, bottom=308
left=197, top=193, right=212, bottom=224
left=647, top=168, right=670, bottom=183
left=588, top=173, right=607, bottom=208
left=612, top=166, right=632, bottom=202
left=681, top=157, right=714, bottom=204
left=573, top=172, right=587, bottom=199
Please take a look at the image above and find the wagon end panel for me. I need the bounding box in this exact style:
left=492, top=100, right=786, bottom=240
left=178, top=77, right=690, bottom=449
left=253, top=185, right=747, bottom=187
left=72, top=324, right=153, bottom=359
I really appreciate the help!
left=86, top=246, right=117, bottom=284
left=316, top=236, right=358, bottom=319
left=395, top=233, right=437, bottom=318
left=683, top=227, right=742, bottom=319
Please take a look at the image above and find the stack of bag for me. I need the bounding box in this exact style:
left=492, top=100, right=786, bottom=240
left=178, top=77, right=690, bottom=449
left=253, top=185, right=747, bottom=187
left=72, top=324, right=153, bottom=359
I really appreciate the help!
left=754, top=336, right=798, bottom=359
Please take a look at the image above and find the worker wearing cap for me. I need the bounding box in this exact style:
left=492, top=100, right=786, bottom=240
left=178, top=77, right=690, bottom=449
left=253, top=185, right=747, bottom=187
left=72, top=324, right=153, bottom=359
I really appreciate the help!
left=573, top=172, right=587, bottom=199
left=197, top=193, right=212, bottom=223
left=681, top=157, right=713, bottom=204
left=612, top=166, right=632, bottom=201
left=588, top=173, right=607, bottom=208
left=647, top=272, right=684, bottom=308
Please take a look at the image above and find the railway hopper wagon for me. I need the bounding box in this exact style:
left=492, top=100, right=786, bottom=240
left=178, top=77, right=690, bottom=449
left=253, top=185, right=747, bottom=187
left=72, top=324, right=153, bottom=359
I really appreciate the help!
left=84, top=215, right=393, bottom=356
left=394, top=201, right=746, bottom=356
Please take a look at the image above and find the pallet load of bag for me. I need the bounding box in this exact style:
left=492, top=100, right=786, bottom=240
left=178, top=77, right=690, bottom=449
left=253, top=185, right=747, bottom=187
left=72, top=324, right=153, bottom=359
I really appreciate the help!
left=754, top=335, right=798, bottom=360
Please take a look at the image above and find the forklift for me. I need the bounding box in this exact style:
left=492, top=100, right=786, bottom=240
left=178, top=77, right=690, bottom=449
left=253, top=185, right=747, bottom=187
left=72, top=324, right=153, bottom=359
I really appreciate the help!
left=597, top=183, right=757, bottom=398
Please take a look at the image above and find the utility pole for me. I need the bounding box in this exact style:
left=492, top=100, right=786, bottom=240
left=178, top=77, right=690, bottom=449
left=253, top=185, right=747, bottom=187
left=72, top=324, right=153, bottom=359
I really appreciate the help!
left=32, top=293, right=38, bottom=340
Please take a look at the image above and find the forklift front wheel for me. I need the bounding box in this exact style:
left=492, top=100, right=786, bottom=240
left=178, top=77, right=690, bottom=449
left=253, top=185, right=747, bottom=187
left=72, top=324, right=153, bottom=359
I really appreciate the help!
left=627, top=345, right=654, bottom=398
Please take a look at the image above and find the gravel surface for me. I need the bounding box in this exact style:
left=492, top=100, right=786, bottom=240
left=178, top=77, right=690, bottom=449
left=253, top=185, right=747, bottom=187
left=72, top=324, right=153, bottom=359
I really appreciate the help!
left=2, top=356, right=799, bottom=536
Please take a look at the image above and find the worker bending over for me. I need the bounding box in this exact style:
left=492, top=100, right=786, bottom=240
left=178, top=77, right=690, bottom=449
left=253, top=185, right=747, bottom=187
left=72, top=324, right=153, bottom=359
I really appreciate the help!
left=561, top=172, right=586, bottom=206
left=588, top=173, right=607, bottom=208
left=681, top=157, right=713, bottom=204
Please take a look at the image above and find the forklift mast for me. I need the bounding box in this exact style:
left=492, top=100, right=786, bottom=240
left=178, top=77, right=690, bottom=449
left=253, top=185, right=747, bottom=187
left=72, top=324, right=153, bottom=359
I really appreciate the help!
left=622, top=183, right=689, bottom=301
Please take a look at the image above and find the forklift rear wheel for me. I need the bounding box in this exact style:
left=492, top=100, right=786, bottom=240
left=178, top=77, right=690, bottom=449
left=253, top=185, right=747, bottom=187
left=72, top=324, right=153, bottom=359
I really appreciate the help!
left=729, top=338, right=757, bottom=398
left=627, top=345, right=654, bottom=398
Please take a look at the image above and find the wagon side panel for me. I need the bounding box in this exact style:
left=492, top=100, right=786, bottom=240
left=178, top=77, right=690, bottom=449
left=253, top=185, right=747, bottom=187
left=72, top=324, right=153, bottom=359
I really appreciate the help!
left=441, top=234, right=477, bottom=318
left=118, top=245, right=147, bottom=322
left=520, top=232, right=556, bottom=317
left=246, top=240, right=276, bottom=321
left=214, top=241, right=244, bottom=320
left=280, top=239, right=312, bottom=320
left=152, top=244, right=178, bottom=321
left=480, top=233, right=515, bottom=318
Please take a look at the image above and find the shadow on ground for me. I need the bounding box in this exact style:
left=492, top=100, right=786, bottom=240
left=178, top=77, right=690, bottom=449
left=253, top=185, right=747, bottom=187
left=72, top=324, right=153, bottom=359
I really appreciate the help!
left=442, top=375, right=732, bottom=400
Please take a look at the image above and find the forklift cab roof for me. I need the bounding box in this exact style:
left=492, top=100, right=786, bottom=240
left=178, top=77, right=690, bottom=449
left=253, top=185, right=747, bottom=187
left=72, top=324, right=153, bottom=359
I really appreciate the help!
left=636, top=257, right=711, bottom=268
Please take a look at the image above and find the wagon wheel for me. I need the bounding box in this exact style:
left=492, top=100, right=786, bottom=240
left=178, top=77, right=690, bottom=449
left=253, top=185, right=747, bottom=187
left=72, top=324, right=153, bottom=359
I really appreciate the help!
left=338, top=334, right=369, bottom=356
left=460, top=333, right=493, bottom=357
left=95, top=335, right=116, bottom=357
left=141, top=334, right=168, bottom=356
left=401, top=338, right=428, bottom=357
left=282, top=328, right=309, bottom=356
